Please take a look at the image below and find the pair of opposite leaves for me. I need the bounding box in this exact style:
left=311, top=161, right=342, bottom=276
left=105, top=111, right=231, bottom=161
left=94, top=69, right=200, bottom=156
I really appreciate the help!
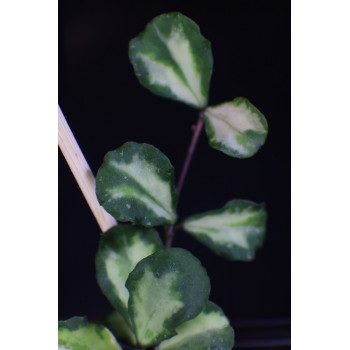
left=96, top=11, right=268, bottom=262
left=129, top=11, right=269, bottom=159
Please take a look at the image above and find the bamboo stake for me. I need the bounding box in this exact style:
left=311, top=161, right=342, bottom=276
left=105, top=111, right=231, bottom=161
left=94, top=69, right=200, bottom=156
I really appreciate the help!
left=58, top=105, right=116, bottom=232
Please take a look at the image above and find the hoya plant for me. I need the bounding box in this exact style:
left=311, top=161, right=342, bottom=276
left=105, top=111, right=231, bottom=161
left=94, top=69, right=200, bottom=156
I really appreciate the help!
left=59, top=12, right=268, bottom=350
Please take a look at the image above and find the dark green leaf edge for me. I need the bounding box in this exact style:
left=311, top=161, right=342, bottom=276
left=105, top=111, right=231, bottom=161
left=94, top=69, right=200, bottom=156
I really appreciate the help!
left=95, top=224, right=164, bottom=323
left=204, top=97, right=268, bottom=159
left=58, top=316, right=121, bottom=350
left=126, top=248, right=211, bottom=346
left=96, top=142, right=178, bottom=227
left=129, top=12, right=213, bottom=109
left=183, top=199, right=267, bottom=261
left=157, top=301, right=234, bottom=350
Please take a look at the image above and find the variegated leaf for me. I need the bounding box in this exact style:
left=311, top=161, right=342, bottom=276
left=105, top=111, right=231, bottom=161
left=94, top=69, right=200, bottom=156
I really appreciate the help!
left=157, top=301, right=234, bottom=350
left=58, top=316, right=121, bottom=350
left=129, top=12, right=213, bottom=109
left=183, top=199, right=267, bottom=261
left=96, top=142, right=177, bottom=226
left=96, top=225, right=164, bottom=323
left=103, top=310, right=137, bottom=345
left=203, top=97, right=268, bottom=158
left=126, top=248, right=211, bottom=346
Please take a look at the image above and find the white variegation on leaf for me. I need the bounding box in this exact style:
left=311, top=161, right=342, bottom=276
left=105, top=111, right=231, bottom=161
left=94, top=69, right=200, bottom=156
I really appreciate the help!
left=96, top=225, right=164, bottom=323
left=157, top=301, right=234, bottom=350
left=183, top=199, right=267, bottom=261
left=129, top=12, right=213, bottom=109
left=204, top=97, right=268, bottom=158
left=126, top=248, right=210, bottom=346
left=58, top=317, right=121, bottom=350
left=96, top=142, right=177, bottom=226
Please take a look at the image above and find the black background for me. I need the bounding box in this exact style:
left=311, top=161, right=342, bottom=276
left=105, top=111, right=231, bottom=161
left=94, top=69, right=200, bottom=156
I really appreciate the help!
left=59, top=0, right=290, bottom=345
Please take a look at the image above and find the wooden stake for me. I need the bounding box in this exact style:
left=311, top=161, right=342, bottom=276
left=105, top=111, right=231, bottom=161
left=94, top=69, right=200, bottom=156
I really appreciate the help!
left=58, top=105, right=116, bottom=232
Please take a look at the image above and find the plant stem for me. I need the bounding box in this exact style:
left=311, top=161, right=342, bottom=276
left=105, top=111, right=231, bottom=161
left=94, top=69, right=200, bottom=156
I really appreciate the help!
left=58, top=105, right=117, bottom=233
left=176, top=113, right=205, bottom=201
left=165, top=112, right=205, bottom=248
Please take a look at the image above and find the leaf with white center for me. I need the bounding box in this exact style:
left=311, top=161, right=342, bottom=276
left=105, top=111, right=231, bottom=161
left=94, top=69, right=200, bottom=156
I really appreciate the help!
left=157, top=301, right=234, bottom=350
left=103, top=310, right=137, bottom=345
left=126, top=248, right=211, bottom=346
left=129, top=12, right=213, bottom=109
left=96, top=142, right=177, bottom=226
left=96, top=225, right=164, bottom=323
left=183, top=199, right=267, bottom=261
left=58, top=316, right=121, bottom=350
left=204, top=97, right=268, bottom=158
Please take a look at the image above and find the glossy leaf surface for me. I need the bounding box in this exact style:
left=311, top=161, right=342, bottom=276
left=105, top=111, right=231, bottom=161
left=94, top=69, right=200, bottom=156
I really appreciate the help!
left=204, top=97, right=268, bottom=158
left=183, top=199, right=267, bottom=261
left=126, top=248, right=211, bottom=346
left=58, top=317, right=121, bottom=350
left=96, top=142, right=177, bottom=226
left=96, top=225, right=163, bottom=322
left=158, top=301, right=234, bottom=350
left=129, top=12, right=213, bottom=109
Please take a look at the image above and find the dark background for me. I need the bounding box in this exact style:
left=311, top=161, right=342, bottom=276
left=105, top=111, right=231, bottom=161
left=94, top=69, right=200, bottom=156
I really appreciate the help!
left=59, top=0, right=290, bottom=347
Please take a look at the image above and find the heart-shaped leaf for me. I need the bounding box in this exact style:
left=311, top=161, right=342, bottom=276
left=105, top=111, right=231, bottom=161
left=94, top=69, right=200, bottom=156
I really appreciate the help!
left=183, top=199, right=267, bottom=261
left=96, top=142, right=177, bottom=226
left=126, top=248, right=211, bottom=346
left=58, top=316, right=121, bottom=350
left=96, top=225, right=164, bottom=322
left=129, top=12, right=213, bottom=109
left=157, top=301, right=234, bottom=350
left=203, top=97, right=268, bottom=158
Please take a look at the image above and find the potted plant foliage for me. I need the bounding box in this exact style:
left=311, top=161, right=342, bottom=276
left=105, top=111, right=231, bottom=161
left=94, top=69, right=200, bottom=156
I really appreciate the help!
left=59, top=3, right=290, bottom=349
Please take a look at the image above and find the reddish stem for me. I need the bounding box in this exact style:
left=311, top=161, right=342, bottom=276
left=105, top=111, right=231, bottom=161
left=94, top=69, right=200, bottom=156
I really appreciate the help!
left=176, top=113, right=205, bottom=202
left=165, top=113, right=205, bottom=248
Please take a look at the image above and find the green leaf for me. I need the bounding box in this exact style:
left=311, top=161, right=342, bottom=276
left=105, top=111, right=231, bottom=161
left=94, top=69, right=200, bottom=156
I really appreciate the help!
left=58, top=316, right=122, bottom=350
left=126, top=248, right=211, bottom=346
left=129, top=12, right=213, bottom=109
left=96, top=142, right=177, bottom=226
left=183, top=199, right=267, bottom=261
left=103, top=310, right=137, bottom=346
left=96, top=225, right=164, bottom=323
left=157, top=301, right=234, bottom=350
left=203, top=97, right=268, bottom=158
